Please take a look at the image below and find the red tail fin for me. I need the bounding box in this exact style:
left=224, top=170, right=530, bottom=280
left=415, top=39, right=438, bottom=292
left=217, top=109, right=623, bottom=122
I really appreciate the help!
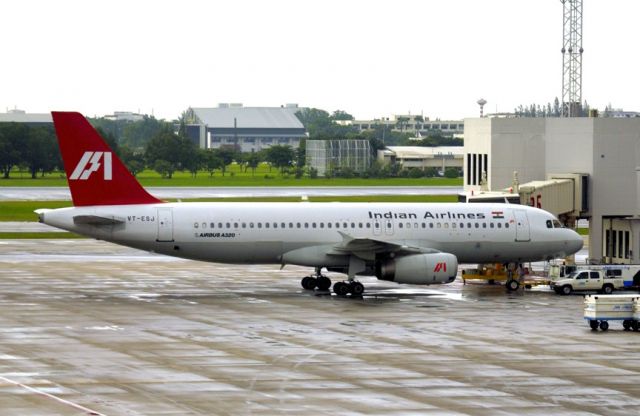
left=52, top=112, right=162, bottom=206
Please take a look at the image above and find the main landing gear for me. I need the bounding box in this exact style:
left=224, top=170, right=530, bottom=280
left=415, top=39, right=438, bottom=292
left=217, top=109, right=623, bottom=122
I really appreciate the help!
left=300, top=267, right=332, bottom=291
left=333, top=281, right=365, bottom=297
left=300, top=267, right=365, bottom=297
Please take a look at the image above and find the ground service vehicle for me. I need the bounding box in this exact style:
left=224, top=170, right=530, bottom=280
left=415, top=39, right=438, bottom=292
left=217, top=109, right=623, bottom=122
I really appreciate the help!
left=552, top=270, right=624, bottom=295
left=584, top=294, right=639, bottom=331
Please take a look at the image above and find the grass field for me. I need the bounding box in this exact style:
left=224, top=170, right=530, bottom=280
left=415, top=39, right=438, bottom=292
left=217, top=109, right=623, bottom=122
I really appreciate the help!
left=0, top=232, right=83, bottom=239
left=0, top=166, right=463, bottom=187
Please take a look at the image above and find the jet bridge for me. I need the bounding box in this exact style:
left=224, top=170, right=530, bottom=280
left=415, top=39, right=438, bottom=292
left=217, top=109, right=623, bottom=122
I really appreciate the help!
left=459, top=172, right=589, bottom=220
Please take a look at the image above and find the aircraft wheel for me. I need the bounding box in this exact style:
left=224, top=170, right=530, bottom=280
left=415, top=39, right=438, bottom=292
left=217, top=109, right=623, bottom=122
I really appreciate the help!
left=589, top=320, right=599, bottom=331
left=333, top=282, right=350, bottom=296
left=633, top=321, right=640, bottom=332
left=351, top=281, right=365, bottom=297
left=301, top=276, right=317, bottom=290
left=506, top=280, right=520, bottom=291
left=623, top=320, right=632, bottom=331
left=316, top=275, right=332, bottom=291
left=599, top=321, right=609, bottom=331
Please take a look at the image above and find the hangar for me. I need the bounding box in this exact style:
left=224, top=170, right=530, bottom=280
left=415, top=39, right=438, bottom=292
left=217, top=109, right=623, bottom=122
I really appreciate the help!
left=464, top=116, right=640, bottom=264
left=183, top=104, right=307, bottom=152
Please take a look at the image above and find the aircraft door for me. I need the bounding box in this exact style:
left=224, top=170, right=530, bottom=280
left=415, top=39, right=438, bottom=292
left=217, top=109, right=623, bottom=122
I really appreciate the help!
left=514, top=209, right=530, bottom=242
left=384, top=219, right=395, bottom=235
left=156, top=207, right=174, bottom=242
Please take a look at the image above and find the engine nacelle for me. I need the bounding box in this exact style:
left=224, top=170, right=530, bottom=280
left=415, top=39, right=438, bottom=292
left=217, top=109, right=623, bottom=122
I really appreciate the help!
left=376, top=253, right=458, bottom=285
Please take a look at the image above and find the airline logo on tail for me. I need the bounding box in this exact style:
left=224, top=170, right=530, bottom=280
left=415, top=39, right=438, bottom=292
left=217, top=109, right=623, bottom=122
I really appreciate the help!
left=70, top=151, right=112, bottom=181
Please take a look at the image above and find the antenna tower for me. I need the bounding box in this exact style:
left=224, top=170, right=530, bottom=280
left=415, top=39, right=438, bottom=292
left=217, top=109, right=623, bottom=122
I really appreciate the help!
left=561, top=0, right=583, bottom=117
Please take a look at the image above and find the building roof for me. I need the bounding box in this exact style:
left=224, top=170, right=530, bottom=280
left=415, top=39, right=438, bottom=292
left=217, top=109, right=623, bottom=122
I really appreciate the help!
left=0, top=113, right=52, bottom=123
left=386, top=146, right=463, bottom=158
left=190, top=107, right=304, bottom=129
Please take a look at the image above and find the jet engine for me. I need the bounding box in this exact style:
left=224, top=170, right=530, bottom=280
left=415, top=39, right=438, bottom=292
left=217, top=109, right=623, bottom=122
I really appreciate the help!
left=375, top=253, right=458, bottom=284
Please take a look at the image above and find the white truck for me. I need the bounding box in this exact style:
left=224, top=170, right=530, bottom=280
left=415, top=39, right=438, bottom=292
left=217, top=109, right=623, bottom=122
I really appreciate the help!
left=549, top=263, right=640, bottom=288
left=551, top=270, right=625, bottom=295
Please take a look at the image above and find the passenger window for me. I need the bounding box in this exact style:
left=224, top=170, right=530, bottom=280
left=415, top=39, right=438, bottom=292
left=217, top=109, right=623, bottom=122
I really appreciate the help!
left=194, top=222, right=199, bottom=228
left=467, top=222, right=471, bottom=228
left=320, top=223, right=324, bottom=228
left=273, top=223, right=277, bottom=228
left=482, top=223, right=487, bottom=228
left=497, top=223, right=502, bottom=228
left=358, top=223, right=363, bottom=228
left=429, top=223, right=434, bottom=228
left=289, top=222, right=293, bottom=228
left=234, top=223, right=238, bottom=228
left=304, top=223, right=309, bottom=228
left=218, top=222, right=223, bottom=228
left=210, top=222, right=215, bottom=228
left=265, top=223, right=269, bottom=228
left=375, top=222, right=380, bottom=229
left=460, top=223, right=464, bottom=228
left=437, top=223, right=441, bottom=229
left=336, top=222, right=340, bottom=228
left=282, top=223, right=286, bottom=228
left=202, top=223, right=207, bottom=229
left=328, top=223, right=332, bottom=228
left=452, top=223, right=456, bottom=229
left=475, top=223, right=479, bottom=228
left=312, top=222, right=316, bottom=228
left=505, top=223, right=509, bottom=228
left=422, top=223, right=426, bottom=228
left=490, top=223, right=495, bottom=228
left=296, top=222, right=301, bottom=228
left=242, top=223, right=246, bottom=228
left=250, top=223, right=254, bottom=228
left=343, top=223, right=348, bottom=228
left=351, top=223, right=355, bottom=228
left=399, top=223, right=404, bottom=228
left=414, top=223, right=418, bottom=228
left=257, top=223, right=262, bottom=228
left=366, top=223, right=371, bottom=228
left=443, top=223, right=448, bottom=229
left=226, top=222, right=230, bottom=228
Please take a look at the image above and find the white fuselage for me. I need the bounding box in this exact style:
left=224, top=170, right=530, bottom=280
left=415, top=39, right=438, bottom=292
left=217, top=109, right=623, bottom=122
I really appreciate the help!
left=39, top=202, right=583, bottom=271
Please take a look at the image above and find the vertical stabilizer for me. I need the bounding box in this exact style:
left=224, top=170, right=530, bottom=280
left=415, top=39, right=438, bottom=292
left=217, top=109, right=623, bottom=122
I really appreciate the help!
left=51, top=111, right=162, bottom=206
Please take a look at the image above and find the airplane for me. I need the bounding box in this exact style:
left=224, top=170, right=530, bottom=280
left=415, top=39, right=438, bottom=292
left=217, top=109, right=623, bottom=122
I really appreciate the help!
left=36, top=112, right=583, bottom=296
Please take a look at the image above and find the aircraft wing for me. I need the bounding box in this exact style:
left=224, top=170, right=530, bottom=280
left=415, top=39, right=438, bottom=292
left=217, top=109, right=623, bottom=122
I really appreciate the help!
left=328, top=231, right=440, bottom=260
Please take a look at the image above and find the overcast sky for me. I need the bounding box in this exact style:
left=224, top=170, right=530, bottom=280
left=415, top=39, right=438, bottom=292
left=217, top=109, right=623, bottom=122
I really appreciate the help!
left=1, top=0, right=638, bottom=120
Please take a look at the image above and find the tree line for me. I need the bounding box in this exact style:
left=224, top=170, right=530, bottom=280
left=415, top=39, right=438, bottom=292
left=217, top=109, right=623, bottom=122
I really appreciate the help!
left=0, top=108, right=462, bottom=180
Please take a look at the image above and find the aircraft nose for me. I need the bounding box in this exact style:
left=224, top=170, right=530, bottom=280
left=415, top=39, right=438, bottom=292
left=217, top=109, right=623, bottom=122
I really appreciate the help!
left=568, top=230, right=584, bottom=253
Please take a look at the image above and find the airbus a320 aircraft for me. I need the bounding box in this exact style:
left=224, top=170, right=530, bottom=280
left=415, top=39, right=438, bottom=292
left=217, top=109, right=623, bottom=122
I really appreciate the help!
left=37, top=112, right=583, bottom=296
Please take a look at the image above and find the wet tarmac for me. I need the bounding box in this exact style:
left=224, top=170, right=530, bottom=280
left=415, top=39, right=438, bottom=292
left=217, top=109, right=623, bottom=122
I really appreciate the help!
left=0, top=186, right=462, bottom=201
left=1, top=239, right=639, bottom=415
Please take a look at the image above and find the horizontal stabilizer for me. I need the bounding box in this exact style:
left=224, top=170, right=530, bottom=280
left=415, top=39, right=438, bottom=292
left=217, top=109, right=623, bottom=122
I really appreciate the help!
left=73, top=215, right=125, bottom=225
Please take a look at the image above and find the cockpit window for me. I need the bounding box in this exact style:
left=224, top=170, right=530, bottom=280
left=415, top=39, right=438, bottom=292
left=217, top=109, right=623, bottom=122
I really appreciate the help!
left=546, top=220, right=553, bottom=229
left=553, top=220, right=563, bottom=228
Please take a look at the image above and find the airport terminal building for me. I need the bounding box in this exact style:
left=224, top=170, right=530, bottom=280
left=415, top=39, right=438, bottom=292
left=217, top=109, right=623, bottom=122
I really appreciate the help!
left=464, top=117, right=640, bottom=264
left=183, top=104, right=308, bottom=152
